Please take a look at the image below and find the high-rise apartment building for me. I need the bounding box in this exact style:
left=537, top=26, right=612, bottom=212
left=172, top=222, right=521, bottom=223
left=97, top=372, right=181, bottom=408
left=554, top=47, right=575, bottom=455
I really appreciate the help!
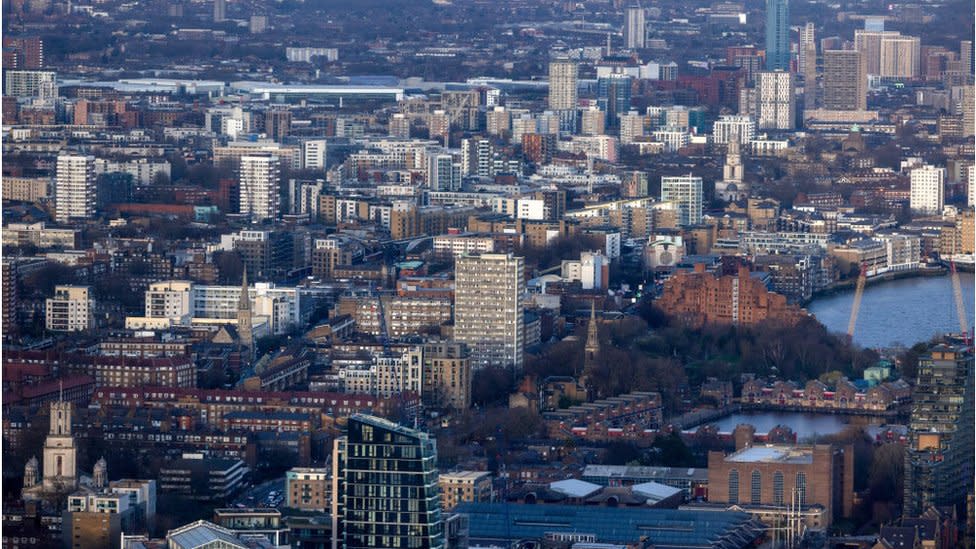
left=301, top=139, right=327, bottom=171
left=428, top=110, right=450, bottom=145
left=46, top=285, right=94, bottom=332
left=388, top=113, right=410, bottom=138
left=798, top=22, right=816, bottom=79
left=455, top=253, right=525, bottom=371
left=756, top=71, right=795, bottom=130
left=799, top=23, right=817, bottom=106
left=712, top=115, right=756, bottom=144
left=55, top=154, right=95, bottom=223
left=597, top=74, right=633, bottom=126
left=460, top=138, right=493, bottom=178
left=624, top=5, right=645, bottom=50
left=823, top=50, right=867, bottom=110
left=618, top=110, right=645, bottom=144
left=661, top=175, right=703, bottom=226
left=2, top=37, right=44, bottom=68
left=428, top=152, right=461, bottom=191
left=548, top=58, right=578, bottom=111
left=904, top=345, right=974, bottom=516
left=854, top=30, right=899, bottom=75
left=909, top=165, right=945, bottom=214
left=239, top=154, right=281, bottom=222
left=331, top=415, right=443, bottom=549
left=764, top=0, right=790, bottom=71
left=879, top=35, right=920, bottom=79
left=3, top=70, right=56, bottom=98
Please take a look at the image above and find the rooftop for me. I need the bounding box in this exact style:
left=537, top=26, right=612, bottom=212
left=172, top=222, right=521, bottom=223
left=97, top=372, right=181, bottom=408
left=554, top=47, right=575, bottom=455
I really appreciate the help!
left=725, top=445, right=815, bottom=465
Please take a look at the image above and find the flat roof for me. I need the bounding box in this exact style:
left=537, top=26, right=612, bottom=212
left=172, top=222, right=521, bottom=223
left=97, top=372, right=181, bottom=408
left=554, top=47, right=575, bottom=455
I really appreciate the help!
left=725, top=445, right=814, bottom=465
left=440, top=471, right=492, bottom=481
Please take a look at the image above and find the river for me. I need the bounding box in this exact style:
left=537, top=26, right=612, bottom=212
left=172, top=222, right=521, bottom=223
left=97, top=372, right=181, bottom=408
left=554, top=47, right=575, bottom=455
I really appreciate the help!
left=806, top=272, right=975, bottom=349
left=709, top=411, right=883, bottom=439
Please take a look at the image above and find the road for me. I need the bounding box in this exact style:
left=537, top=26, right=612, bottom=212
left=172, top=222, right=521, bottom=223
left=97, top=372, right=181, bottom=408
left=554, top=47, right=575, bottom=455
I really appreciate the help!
left=233, top=477, right=285, bottom=509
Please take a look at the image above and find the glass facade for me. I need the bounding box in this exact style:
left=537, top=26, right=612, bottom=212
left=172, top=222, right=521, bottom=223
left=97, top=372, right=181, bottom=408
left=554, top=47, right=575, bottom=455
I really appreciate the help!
left=336, top=414, right=444, bottom=549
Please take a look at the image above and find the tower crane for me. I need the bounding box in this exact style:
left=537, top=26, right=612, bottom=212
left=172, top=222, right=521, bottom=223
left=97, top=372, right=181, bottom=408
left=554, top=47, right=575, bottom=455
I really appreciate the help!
left=950, top=261, right=970, bottom=345
left=846, top=263, right=868, bottom=340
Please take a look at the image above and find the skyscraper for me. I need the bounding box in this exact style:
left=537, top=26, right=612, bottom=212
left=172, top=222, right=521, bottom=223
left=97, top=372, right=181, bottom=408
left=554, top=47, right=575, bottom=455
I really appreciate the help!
left=800, top=23, right=817, bottom=106
left=764, top=0, right=790, bottom=71
left=331, top=414, right=444, bottom=549
left=756, top=70, right=795, bottom=130
left=455, top=253, right=524, bottom=371
left=548, top=58, right=578, bottom=111
left=661, top=175, right=703, bottom=226
left=909, top=165, right=946, bottom=214
left=624, top=5, right=645, bottom=50
left=904, top=345, right=974, bottom=516
left=854, top=29, right=899, bottom=75
left=239, top=154, right=281, bottom=222
left=823, top=50, right=867, bottom=111
left=55, top=154, right=95, bottom=223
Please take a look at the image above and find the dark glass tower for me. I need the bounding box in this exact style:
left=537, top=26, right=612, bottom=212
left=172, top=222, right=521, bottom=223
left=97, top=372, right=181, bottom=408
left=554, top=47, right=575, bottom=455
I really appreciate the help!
left=765, top=0, right=790, bottom=71
left=332, top=414, right=444, bottom=549
left=904, top=344, right=975, bottom=516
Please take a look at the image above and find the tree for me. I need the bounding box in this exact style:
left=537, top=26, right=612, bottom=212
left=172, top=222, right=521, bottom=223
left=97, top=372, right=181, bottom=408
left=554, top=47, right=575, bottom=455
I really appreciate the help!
left=471, top=367, right=515, bottom=407
left=215, top=251, right=244, bottom=285
left=868, top=443, right=904, bottom=502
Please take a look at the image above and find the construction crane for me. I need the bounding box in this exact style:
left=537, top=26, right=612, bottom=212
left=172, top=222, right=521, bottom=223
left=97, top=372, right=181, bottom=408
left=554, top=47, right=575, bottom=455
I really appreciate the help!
left=846, top=263, right=868, bottom=340
left=950, top=261, right=970, bottom=345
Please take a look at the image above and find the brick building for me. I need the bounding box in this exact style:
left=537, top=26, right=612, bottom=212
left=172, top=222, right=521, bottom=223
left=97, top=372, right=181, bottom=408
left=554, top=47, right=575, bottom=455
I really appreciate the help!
left=706, top=443, right=854, bottom=528
left=657, top=264, right=804, bottom=327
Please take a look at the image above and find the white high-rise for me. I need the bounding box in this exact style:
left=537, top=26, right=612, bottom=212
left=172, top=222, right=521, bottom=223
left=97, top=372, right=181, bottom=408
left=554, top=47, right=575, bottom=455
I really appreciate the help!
left=548, top=58, right=578, bottom=111
left=909, top=165, right=945, bottom=214
left=455, top=253, right=524, bottom=371
left=239, top=154, right=281, bottom=222
left=756, top=71, right=795, bottom=130
left=712, top=115, right=756, bottom=144
left=624, top=5, right=646, bottom=50
left=301, top=139, right=327, bottom=171
left=55, top=154, right=95, bottom=223
left=428, top=152, right=461, bottom=191
left=661, top=174, right=703, bottom=226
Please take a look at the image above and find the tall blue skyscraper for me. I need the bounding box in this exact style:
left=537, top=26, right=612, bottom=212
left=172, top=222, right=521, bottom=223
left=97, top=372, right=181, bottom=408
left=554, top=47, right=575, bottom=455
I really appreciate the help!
left=597, top=75, right=633, bottom=128
left=765, top=0, right=790, bottom=71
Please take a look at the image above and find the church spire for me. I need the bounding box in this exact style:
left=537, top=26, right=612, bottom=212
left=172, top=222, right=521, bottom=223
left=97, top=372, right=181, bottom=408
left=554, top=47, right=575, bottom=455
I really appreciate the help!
left=583, top=301, right=600, bottom=372
left=237, top=270, right=253, bottom=363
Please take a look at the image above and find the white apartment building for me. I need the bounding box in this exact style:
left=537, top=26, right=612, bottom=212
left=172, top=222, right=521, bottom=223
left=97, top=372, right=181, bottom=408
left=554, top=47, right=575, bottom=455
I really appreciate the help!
left=55, top=154, right=96, bottom=223
left=301, top=139, right=327, bottom=170
left=4, top=70, right=56, bottom=98
left=93, top=158, right=171, bottom=185
left=46, top=286, right=94, bottom=332
left=432, top=234, right=495, bottom=256
left=712, top=115, right=756, bottom=144
left=455, top=253, right=525, bottom=371
left=661, top=175, right=703, bottom=226
left=239, top=154, right=281, bottom=222
left=756, top=71, right=795, bottom=130
left=909, top=165, right=945, bottom=214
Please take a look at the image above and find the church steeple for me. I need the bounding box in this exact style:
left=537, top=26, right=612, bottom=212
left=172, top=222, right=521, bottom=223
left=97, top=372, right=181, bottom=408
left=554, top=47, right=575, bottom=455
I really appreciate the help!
left=585, top=301, right=600, bottom=362
left=237, top=270, right=253, bottom=362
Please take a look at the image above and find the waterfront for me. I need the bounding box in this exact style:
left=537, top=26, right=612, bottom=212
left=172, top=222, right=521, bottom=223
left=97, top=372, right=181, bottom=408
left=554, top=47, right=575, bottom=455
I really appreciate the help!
left=707, top=411, right=884, bottom=439
left=807, top=272, right=975, bottom=349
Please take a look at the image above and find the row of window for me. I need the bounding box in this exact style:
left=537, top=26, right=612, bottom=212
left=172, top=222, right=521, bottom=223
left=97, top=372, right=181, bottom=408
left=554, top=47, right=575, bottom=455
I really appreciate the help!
left=727, top=469, right=806, bottom=506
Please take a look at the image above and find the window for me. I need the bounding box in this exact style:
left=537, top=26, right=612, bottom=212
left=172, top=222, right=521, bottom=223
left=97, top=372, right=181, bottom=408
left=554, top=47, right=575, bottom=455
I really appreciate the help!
left=773, top=471, right=784, bottom=505
left=751, top=470, right=762, bottom=504
left=795, top=472, right=807, bottom=507
left=728, top=469, right=739, bottom=504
